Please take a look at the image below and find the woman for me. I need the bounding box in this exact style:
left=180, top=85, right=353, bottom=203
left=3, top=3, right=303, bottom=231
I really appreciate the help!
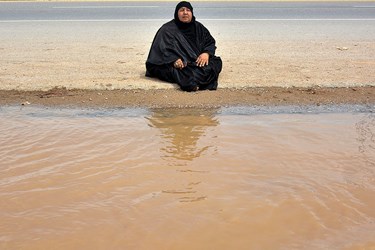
left=145, top=1, right=222, bottom=92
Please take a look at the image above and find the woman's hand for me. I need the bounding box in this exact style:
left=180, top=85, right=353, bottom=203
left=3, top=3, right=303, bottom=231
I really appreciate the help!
left=196, top=52, right=209, bottom=67
left=173, top=59, right=186, bottom=69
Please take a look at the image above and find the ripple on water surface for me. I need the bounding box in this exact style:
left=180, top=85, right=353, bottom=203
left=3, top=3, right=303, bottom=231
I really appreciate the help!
left=0, top=105, right=374, bottom=249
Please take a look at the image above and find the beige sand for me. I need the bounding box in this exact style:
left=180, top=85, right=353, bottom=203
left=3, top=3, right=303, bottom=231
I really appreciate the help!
left=0, top=0, right=374, bottom=107
left=1, top=39, right=375, bottom=91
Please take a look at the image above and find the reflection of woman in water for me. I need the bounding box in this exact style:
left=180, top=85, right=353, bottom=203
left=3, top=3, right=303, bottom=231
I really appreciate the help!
left=146, top=108, right=219, bottom=161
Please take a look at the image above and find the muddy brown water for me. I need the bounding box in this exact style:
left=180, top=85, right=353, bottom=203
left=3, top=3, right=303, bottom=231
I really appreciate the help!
left=0, top=105, right=374, bottom=249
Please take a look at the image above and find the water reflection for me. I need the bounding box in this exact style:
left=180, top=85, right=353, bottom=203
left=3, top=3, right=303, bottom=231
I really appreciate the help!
left=146, top=108, right=219, bottom=162
left=1, top=106, right=375, bottom=249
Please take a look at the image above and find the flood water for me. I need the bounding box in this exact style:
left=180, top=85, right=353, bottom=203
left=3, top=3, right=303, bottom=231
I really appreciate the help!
left=0, top=105, right=374, bottom=250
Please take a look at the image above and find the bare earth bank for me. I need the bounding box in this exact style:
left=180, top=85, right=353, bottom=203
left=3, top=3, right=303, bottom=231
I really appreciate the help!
left=1, top=86, right=374, bottom=108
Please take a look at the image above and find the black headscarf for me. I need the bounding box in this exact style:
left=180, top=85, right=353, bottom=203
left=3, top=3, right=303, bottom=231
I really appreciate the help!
left=174, top=1, right=194, bottom=24
left=174, top=1, right=197, bottom=47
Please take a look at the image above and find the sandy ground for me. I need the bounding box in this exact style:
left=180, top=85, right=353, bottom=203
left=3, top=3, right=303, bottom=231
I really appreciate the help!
left=1, top=40, right=374, bottom=90
left=0, top=86, right=374, bottom=108
left=1, top=38, right=374, bottom=107
left=1, top=1, right=375, bottom=107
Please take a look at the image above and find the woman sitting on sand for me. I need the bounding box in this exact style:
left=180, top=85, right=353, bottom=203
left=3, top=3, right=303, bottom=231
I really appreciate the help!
left=145, top=1, right=222, bottom=92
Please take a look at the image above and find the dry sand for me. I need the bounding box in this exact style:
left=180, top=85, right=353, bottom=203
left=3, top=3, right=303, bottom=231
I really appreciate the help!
left=1, top=39, right=374, bottom=108
left=1, top=40, right=374, bottom=90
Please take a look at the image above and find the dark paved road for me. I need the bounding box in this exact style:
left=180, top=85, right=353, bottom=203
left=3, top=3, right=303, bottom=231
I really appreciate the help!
left=1, top=1, right=374, bottom=41
left=1, top=1, right=375, bottom=21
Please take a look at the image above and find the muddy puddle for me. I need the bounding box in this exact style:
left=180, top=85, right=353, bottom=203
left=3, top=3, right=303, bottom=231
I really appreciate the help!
left=0, top=105, right=374, bottom=249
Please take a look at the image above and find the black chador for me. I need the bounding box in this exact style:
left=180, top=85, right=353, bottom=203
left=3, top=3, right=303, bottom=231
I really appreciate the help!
left=145, top=2, right=222, bottom=92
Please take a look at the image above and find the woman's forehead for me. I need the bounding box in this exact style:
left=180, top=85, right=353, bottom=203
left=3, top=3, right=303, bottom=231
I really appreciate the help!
left=178, top=7, right=191, bottom=11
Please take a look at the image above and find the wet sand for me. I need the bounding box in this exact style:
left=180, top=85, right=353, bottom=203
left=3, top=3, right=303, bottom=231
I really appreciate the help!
left=1, top=86, right=374, bottom=108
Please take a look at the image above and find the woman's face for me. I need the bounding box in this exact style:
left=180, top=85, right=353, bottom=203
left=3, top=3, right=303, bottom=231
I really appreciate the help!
left=178, top=7, right=192, bottom=23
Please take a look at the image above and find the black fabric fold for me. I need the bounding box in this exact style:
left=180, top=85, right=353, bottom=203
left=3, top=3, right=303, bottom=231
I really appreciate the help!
left=145, top=20, right=222, bottom=91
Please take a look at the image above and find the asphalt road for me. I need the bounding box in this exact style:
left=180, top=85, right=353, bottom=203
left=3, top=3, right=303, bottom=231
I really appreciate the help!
left=0, top=1, right=375, bottom=42
left=1, top=1, right=375, bottom=21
